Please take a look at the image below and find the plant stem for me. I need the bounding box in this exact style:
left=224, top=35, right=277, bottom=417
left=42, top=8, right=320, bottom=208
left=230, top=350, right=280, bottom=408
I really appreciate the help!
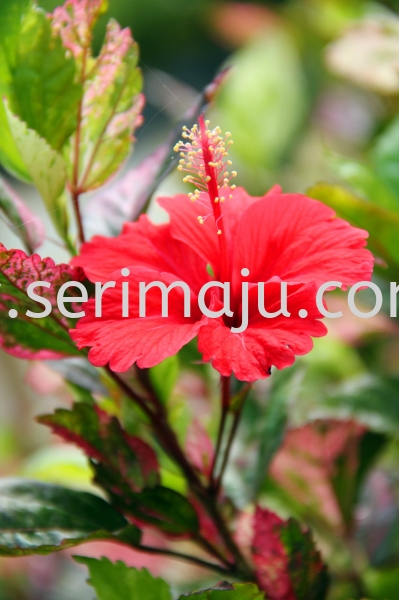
left=136, top=544, right=231, bottom=577
left=209, top=376, right=230, bottom=487
left=214, top=404, right=244, bottom=495
left=70, top=40, right=90, bottom=246
left=214, top=385, right=250, bottom=495
left=72, top=189, right=86, bottom=245
left=107, top=369, right=254, bottom=580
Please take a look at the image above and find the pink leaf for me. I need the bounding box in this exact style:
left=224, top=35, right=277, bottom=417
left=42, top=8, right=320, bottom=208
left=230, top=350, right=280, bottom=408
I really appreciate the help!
left=269, top=419, right=366, bottom=531
left=0, top=244, right=83, bottom=359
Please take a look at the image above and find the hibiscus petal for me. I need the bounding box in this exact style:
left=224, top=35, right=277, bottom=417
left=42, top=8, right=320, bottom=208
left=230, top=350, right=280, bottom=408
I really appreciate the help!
left=71, top=215, right=209, bottom=293
left=198, top=281, right=327, bottom=382
left=70, top=268, right=205, bottom=371
left=158, top=186, right=269, bottom=277
left=232, top=192, right=374, bottom=289
left=158, top=194, right=220, bottom=274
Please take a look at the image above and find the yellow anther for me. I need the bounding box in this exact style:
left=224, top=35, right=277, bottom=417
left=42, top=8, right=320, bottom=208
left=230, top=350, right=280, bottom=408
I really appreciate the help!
left=231, top=184, right=236, bottom=190
left=182, top=132, right=188, bottom=138
left=232, top=171, right=237, bottom=177
left=227, top=160, right=232, bottom=165
left=198, top=216, right=204, bottom=224
left=174, top=144, right=180, bottom=152
left=214, top=197, right=219, bottom=203
left=217, top=229, right=222, bottom=235
left=177, top=165, right=183, bottom=171
left=220, top=196, right=225, bottom=202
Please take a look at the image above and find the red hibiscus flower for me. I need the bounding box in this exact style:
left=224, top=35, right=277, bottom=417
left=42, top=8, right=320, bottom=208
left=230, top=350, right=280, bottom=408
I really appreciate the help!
left=70, top=116, right=373, bottom=382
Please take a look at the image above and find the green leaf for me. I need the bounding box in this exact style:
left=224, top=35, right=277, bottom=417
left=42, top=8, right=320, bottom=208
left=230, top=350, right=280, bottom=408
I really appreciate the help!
left=0, top=176, right=44, bottom=253
left=372, top=115, right=399, bottom=199
left=330, top=154, right=399, bottom=212
left=0, top=479, right=136, bottom=556
left=4, top=103, right=69, bottom=240
left=311, top=374, right=399, bottom=434
left=11, top=7, right=82, bottom=152
left=75, top=557, right=172, bottom=600
left=364, top=567, right=399, bottom=600
left=253, top=394, right=287, bottom=496
left=38, top=402, right=160, bottom=494
left=149, top=356, right=179, bottom=404
left=179, top=582, right=265, bottom=599
left=0, top=244, right=81, bottom=359
left=308, top=182, right=399, bottom=276
left=0, top=1, right=82, bottom=177
left=0, top=0, right=32, bottom=179
left=253, top=366, right=304, bottom=498
left=99, top=481, right=199, bottom=536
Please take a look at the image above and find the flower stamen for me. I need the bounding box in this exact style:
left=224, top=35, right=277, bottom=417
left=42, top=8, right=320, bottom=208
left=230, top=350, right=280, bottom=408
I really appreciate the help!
left=174, top=115, right=236, bottom=280
left=174, top=118, right=237, bottom=220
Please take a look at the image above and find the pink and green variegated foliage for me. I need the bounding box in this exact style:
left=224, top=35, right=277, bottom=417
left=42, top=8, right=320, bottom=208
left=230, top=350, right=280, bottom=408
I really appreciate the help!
left=0, top=0, right=144, bottom=249
left=269, top=419, right=366, bottom=534
left=51, top=0, right=107, bottom=59
left=50, top=0, right=144, bottom=192
left=0, top=244, right=83, bottom=359
left=250, top=508, right=329, bottom=600
left=38, top=402, right=160, bottom=493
